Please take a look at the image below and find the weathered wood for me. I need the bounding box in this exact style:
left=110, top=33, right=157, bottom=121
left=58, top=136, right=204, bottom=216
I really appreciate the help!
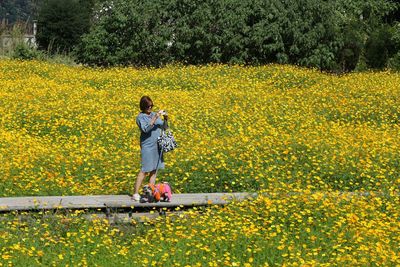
left=0, top=193, right=255, bottom=212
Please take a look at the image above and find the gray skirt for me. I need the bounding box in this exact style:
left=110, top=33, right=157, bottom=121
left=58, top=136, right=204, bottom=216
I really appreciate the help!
left=140, top=145, right=164, bottom=172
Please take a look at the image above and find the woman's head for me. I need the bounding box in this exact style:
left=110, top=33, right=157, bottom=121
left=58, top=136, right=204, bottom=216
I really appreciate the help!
left=139, top=96, right=153, bottom=112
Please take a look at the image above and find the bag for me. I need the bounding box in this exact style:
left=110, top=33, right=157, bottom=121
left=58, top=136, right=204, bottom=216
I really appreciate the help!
left=157, top=129, right=177, bottom=153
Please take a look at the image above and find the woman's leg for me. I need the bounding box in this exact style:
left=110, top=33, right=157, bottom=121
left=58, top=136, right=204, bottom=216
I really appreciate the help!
left=134, top=171, right=147, bottom=194
left=149, top=170, right=157, bottom=184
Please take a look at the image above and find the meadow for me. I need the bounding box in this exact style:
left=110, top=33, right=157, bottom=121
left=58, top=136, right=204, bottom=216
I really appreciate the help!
left=0, top=60, right=399, bottom=266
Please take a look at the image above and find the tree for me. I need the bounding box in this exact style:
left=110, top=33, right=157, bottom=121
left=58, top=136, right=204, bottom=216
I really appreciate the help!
left=365, top=24, right=396, bottom=68
left=36, top=0, right=94, bottom=53
left=0, top=0, right=35, bottom=23
left=75, top=0, right=399, bottom=70
left=334, top=0, right=398, bottom=71
left=75, top=0, right=173, bottom=66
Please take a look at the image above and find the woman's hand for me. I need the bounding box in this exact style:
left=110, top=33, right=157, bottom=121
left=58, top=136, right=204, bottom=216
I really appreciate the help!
left=157, top=110, right=168, bottom=120
left=157, top=110, right=166, bottom=117
left=151, top=110, right=163, bottom=125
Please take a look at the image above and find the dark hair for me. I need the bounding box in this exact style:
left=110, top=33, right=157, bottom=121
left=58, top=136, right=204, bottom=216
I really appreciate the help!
left=139, top=96, right=153, bottom=111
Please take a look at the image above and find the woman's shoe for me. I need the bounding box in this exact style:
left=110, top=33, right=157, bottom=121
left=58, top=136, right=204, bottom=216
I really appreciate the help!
left=132, top=193, right=140, bottom=201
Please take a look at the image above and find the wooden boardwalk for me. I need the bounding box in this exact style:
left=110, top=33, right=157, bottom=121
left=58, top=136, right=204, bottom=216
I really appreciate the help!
left=1, top=191, right=392, bottom=213
left=0, top=193, right=255, bottom=212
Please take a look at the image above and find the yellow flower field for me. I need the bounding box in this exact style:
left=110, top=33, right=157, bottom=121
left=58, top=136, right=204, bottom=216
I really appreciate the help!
left=0, top=60, right=399, bottom=266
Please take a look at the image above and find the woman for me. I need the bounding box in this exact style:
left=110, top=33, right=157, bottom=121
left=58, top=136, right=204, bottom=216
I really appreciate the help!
left=133, top=96, right=168, bottom=201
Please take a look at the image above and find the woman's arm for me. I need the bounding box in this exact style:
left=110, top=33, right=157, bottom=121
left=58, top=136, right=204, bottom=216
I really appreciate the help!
left=136, top=112, right=163, bottom=133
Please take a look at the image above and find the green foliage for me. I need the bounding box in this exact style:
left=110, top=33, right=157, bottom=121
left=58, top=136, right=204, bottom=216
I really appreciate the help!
left=2, top=0, right=399, bottom=71
left=36, top=0, right=94, bottom=53
left=75, top=0, right=173, bottom=66
left=365, top=25, right=393, bottom=69
left=75, top=0, right=399, bottom=71
left=337, top=20, right=365, bottom=72
left=45, top=53, right=77, bottom=65
left=1, top=23, right=38, bottom=59
left=388, top=52, right=400, bottom=70
left=387, top=22, right=400, bottom=70
left=354, top=53, right=369, bottom=72
left=11, top=42, right=41, bottom=60
left=0, top=0, right=36, bottom=23
left=284, top=0, right=342, bottom=70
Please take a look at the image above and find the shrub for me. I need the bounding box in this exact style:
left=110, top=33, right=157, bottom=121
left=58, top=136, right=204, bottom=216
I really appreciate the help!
left=36, top=0, right=93, bottom=54
left=365, top=25, right=394, bottom=69
left=11, top=43, right=42, bottom=60
left=76, top=0, right=397, bottom=71
left=388, top=52, right=400, bottom=70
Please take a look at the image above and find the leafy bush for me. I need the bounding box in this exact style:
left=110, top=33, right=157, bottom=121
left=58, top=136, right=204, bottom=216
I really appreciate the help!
left=387, top=23, right=400, bottom=70
left=36, top=0, right=93, bottom=53
left=75, top=0, right=398, bottom=71
left=388, top=52, right=400, bottom=70
left=11, top=43, right=42, bottom=60
left=365, top=25, right=393, bottom=69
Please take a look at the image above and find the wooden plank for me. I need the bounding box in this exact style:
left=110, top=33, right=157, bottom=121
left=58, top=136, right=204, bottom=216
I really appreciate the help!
left=0, top=193, right=255, bottom=212
left=1, top=191, right=396, bottom=212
